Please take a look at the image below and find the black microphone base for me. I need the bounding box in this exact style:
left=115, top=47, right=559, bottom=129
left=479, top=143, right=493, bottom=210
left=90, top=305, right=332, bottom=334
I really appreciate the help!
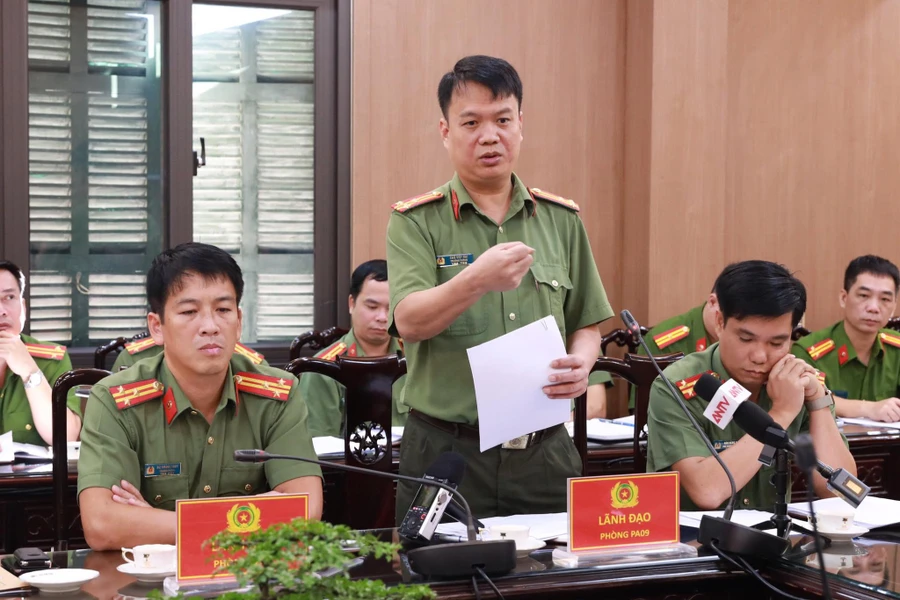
left=406, top=540, right=516, bottom=579
left=698, top=516, right=790, bottom=558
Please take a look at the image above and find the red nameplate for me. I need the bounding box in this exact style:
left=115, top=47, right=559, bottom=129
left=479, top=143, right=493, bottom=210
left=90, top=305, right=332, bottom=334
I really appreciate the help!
left=176, top=494, right=309, bottom=580
left=567, top=472, right=679, bottom=553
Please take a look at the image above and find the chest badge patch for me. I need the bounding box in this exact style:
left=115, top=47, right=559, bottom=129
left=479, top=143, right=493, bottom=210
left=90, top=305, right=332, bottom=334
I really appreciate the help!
left=436, top=254, right=474, bottom=268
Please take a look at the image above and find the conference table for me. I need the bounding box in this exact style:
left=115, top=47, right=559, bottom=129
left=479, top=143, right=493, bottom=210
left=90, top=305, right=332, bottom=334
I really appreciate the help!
left=1, top=423, right=898, bottom=554
left=3, top=530, right=900, bottom=599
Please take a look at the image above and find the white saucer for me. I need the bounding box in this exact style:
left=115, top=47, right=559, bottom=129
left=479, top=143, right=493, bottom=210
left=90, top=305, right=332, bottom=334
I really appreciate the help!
left=818, top=524, right=869, bottom=542
left=19, top=568, right=99, bottom=593
left=515, top=537, right=547, bottom=557
left=116, top=562, right=176, bottom=583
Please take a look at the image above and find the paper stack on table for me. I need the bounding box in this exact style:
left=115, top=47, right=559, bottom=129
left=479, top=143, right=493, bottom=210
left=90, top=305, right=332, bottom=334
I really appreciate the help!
left=839, top=417, right=900, bottom=430
left=435, top=512, right=568, bottom=542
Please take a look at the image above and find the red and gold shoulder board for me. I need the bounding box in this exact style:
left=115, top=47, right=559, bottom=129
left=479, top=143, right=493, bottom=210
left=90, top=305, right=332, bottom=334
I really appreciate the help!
left=111, top=379, right=165, bottom=410
left=391, top=190, right=444, bottom=213
left=25, top=343, right=66, bottom=361
left=806, top=338, right=835, bottom=361
left=234, top=372, right=292, bottom=401
left=234, top=342, right=265, bottom=365
left=125, top=337, right=159, bottom=355
left=676, top=371, right=717, bottom=400
left=528, top=188, right=580, bottom=212
left=816, top=370, right=826, bottom=387
left=318, top=341, right=347, bottom=362
left=653, top=325, right=690, bottom=350
left=880, top=332, right=900, bottom=349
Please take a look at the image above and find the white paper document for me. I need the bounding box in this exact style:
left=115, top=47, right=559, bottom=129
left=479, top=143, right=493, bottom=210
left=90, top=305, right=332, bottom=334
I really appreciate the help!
left=467, top=316, right=570, bottom=452
left=679, top=509, right=807, bottom=530
left=839, top=417, right=900, bottom=430
left=312, top=436, right=345, bottom=456
left=585, top=418, right=635, bottom=442
left=435, top=512, right=568, bottom=542
left=789, top=496, right=900, bottom=529
left=0, top=432, right=13, bottom=463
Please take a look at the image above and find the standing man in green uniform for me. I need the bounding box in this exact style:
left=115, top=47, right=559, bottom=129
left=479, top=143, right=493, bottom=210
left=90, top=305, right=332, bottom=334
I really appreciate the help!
left=629, top=286, right=720, bottom=409
left=301, top=259, right=408, bottom=437
left=793, top=255, right=900, bottom=421
left=387, top=56, right=614, bottom=521
left=78, top=243, right=322, bottom=550
left=111, top=330, right=266, bottom=371
left=646, top=261, right=855, bottom=510
left=0, top=260, right=81, bottom=445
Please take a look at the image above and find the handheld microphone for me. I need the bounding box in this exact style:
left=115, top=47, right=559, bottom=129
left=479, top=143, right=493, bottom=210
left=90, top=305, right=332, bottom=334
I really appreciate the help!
left=233, top=449, right=516, bottom=578
left=620, top=310, right=788, bottom=558
left=694, top=374, right=870, bottom=508
left=398, top=452, right=466, bottom=544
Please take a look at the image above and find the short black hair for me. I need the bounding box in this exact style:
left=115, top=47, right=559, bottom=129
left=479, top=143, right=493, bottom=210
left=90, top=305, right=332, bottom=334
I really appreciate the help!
left=0, top=261, right=24, bottom=293
left=147, top=242, right=243, bottom=321
left=714, top=260, right=807, bottom=328
left=350, top=259, right=387, bottom=300
left=843, top=255, right=900, bottom=294
left=438, top=55, right=523, bottom=120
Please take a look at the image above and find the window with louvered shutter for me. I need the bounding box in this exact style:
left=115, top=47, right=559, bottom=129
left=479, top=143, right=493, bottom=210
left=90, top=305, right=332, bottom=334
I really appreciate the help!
left=27, top=0, right=163, bottom=347
left=192, top=7, right=315, bottom=343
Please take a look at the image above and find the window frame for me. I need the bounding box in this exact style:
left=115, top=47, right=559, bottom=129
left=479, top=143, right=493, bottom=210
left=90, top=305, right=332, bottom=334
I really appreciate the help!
left=0, top=0, right=351, bottom=367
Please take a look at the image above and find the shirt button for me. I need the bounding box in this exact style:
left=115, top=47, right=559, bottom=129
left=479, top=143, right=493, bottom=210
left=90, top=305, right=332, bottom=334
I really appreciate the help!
left=191, top=410, right=198, bottom=416
left=509, top=313, right=516, bottom=321
left=743, top=498, right=750, bottom=506
left=25, top=424, right=32, bottom=431
left=207, top=437, right=214, bottom=445
left=154, top=494, right=162, bottom=502
left=498, top=226, right=504, bottom=233
left=204, top=485, right=211, bottom=494
left=244, top=484, right=252, bottom=492
left=551, top=280, right=559, bottom=288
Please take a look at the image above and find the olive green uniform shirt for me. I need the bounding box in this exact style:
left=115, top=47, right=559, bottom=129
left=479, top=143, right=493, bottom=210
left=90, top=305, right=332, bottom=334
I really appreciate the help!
left=0, top=334, right=81, bottom=445
left=387, top=173, right=614, bottom=424
left=112, top=340, right=267, bottom=371
left=630, top=303, right=710, bottom=408
left=646, top=343, right=825, bottom=511
left=300, top=330, right=408, bottom=437
left=792, top=321, right=900, bottom=401
left=78, top=352, right=320, bottom=511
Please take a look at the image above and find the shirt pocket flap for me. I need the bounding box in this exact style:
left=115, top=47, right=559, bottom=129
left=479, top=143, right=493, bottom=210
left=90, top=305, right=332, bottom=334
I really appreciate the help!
left=144, top=475, right=189, bottom=510
left=531, top=264, right=572, bottom=291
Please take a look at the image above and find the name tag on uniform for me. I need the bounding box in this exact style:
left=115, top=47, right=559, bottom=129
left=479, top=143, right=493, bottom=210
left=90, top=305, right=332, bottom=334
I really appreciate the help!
left=436, top=253, right=474, bottom=268
left=144, top=463, right=181, bottom=477
left=712, top=441, right=736, bottom=451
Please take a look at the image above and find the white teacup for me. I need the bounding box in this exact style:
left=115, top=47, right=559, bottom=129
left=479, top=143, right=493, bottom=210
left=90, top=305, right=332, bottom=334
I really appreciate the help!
left=815, top=505, right=855, bottom=532
left=121, top=544, right=176, bottom=570
left=486, top=524, right=530, bottom=546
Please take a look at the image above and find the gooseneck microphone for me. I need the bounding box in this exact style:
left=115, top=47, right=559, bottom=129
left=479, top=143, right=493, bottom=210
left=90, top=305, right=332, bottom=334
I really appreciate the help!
left=620, top=310, right=789, bottom=558
left=233, top=449, right=517, bottom=578
left=694, top=374, right=870, bottom=508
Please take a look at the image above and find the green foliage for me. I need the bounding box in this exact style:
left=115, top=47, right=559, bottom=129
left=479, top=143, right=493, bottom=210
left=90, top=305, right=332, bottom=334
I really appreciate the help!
left=201, top=518, right=435, bottom=600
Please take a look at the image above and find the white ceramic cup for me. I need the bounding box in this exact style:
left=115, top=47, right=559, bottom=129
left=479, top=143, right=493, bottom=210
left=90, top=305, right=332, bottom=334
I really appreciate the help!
left=486, top=524, right=530, bottom=545
left=121, top=544, right=176, bottom=570
left=815, top=506, right=855, bottom=532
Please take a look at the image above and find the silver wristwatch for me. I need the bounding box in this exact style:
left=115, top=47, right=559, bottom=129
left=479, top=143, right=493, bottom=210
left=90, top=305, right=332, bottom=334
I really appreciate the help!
left=806, top=390, right=834, bottom=412
left=23, top=369, right=44, bottom=390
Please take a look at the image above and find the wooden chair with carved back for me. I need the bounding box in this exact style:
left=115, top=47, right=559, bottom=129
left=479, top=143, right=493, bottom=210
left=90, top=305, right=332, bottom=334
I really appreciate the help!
left=289, top=327, right=350, bottom=361
left=600, top=327, right=647, bottom=356
left=572, top=353, right=684, bottom=475
left=791, top=326, right=810, bottom=342
left=888, top=317, right=900, bottom=333
left=52, top=368, right=110, bottom=550
left=285, top=353, right=405, bottom=529
left=94, top=331, right=151, bottom=370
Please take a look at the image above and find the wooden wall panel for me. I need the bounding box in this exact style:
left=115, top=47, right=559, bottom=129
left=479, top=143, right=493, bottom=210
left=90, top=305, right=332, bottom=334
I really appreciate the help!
left=351, top=0, right=627, bottom=324
left=725, top=0, right=900, bottom=330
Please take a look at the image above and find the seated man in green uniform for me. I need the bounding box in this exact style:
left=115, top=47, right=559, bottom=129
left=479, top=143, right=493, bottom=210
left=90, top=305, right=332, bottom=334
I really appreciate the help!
left=78, top=243, right=322, bottom=550
left=0, top=260, right=81, bottom=444
left=793, top=255, right=900, bottom=421
left=301, top=259, right=408, bottom=437
left=629, top=284, right=720, bottom=409
left=388, top=56, right=613, bottom=521
left=647, top=260, right=855, bottom=510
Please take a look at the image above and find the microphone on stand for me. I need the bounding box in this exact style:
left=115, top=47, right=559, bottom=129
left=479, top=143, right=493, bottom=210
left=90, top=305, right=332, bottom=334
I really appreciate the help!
left=620, top=310, right=789, bottom=558
left=233, top=449, right=516, bottom=578
left=694, top=374, right=869, bottom=508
